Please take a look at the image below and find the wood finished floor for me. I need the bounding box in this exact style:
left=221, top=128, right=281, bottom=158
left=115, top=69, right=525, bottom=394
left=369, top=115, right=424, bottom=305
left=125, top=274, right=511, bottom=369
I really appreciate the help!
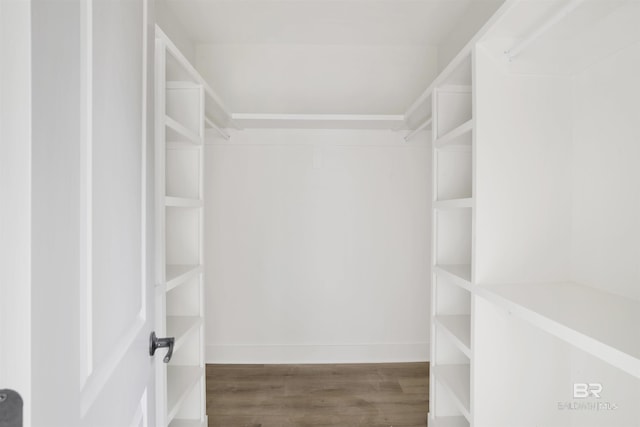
left=206, top=363, right=429, bottom=427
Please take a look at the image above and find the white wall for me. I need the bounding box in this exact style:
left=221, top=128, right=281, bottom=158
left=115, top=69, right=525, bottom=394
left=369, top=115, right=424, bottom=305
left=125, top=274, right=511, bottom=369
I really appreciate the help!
left=156, top=0, right=196, bottom=63
left=204, top=128, right=431, bottom=363
left=196, top=44, right=438, bottom=114
left=437, top=0, right=504, bottom=72
left=474, top=45, right=574, bottom=285
left=570, top=42, right=640, bottom=302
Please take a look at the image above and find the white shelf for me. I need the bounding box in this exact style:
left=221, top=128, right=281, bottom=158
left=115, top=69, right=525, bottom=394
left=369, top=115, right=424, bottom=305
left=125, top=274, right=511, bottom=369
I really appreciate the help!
left=169, top=420, right=205, bottom=427
left=167, top=316, right=202, bottom=351
left=428, top=415, right=469, bottom=427
left=436, top=315, right=471, bottom=357
left=231, top=113, right=408, bottom=130
left=165, top=116, right=202, bottom=145
left=477, top=282, right=640, bottom=379
left=434, top=198, right=473, bottom=209
left=434, top=264, right=472, bottom=289
left=157, top=25, right=234, bottom=128
left=433, top=364, right=471, bottom=421
left=165, top=196, right=202, bottom=208
left=167, top=366, right=202, bottom=423
left=404, top=116, right=433, bottom=141
left=166, top=264, right=201, bottom=291
left=434, top=120, right=473, bottom=149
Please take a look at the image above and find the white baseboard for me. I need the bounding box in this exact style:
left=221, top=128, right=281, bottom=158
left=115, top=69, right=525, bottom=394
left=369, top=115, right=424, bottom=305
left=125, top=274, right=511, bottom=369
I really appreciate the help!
left=206, top=342, right=429, bottom=364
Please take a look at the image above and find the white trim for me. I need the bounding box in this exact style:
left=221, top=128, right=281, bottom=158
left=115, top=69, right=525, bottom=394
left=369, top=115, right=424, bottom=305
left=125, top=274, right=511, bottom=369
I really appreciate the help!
left=0, top=1, right=32, bottom=423
left=206, top=342, right=429, bottom=364
left=155, top=25, right=234, bottom=127
left=230, top=113, right=408, bottom=130
left=232, top=113, right=405, bottom=122
left=79, top=0, right=94, bottom=384
left=504, top=0, right=585, bottom=61
left=404, top=0, right=516, bottom=119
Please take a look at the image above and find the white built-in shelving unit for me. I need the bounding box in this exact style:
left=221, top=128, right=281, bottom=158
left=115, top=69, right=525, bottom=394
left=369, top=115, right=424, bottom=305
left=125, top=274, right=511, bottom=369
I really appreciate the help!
left=404, top=0, right=640, bottom=426
left=154, top=25, right=232, bottom=427
left=430, top=54, right=474, bottom=427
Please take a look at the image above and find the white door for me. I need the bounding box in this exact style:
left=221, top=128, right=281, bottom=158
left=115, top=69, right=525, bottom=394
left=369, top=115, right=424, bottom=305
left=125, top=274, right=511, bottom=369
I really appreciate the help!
left=78, top=0, right=157, bottom=426
left=1, top=0, right=160, bottom=425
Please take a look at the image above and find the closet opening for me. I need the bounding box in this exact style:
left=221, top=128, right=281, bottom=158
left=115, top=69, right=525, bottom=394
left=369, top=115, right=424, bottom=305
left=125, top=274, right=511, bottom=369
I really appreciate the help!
left=151, top=0, right=639, bottom=426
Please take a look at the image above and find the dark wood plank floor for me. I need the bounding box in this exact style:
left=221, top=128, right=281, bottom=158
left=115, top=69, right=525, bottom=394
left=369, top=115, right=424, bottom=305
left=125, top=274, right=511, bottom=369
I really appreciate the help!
left=206, top=363, right=429, bottom=427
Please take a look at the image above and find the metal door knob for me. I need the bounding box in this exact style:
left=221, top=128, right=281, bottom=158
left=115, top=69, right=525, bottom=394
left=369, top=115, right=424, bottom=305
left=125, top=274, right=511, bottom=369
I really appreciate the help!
left=0, top=389, right=22, bottom=427
left=149, top=331, right=175, bottom=363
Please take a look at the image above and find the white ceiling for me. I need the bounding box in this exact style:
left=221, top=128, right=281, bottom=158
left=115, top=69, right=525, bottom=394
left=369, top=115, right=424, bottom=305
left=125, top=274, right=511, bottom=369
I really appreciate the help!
left=162, top=0, right=494, bottom=116
left=165, top=0, right=477, bottom=46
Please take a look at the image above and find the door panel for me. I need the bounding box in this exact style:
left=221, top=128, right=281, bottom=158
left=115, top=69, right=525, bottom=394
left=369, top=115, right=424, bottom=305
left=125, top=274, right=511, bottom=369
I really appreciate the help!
left=90, top=0, right=144, bottom=371
left=78, top=0, right=155, bottom=425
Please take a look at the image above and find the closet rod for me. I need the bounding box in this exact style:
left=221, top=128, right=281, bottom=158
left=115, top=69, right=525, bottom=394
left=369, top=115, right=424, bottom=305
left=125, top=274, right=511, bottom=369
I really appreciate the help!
left=404, top=117, right=432, bottom=142
left=205, top=116, right=230, bottom=140
left=505, top=0, right=584, bottom=61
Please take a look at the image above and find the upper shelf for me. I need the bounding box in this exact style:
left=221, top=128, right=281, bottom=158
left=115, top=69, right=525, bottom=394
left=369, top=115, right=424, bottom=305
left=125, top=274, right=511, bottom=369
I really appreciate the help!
left=157, top=25, right=235, bottom=129
left=231, top=113, right=408, bottom=130
left=434, top=264, right=472, bottom=290
left=434, top=120, right=473, bottom=149
left=479, top=0, right=640, bottom=75
left=436, top=315, right=472, bottom=357
left=165, top=116, right=202, bottom=145
left=477, top=282, right=640, bottom=379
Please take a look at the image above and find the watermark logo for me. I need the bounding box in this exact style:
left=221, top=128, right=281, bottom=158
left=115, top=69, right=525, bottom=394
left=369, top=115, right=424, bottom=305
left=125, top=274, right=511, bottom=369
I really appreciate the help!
left=573, top=383, right=602, bottom=398
left=557, top=382, right=618, bottom=411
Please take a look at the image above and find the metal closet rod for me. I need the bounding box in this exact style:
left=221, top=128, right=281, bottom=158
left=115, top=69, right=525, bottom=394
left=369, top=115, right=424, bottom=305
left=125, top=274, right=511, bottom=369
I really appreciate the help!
left=505, top=0, right=585, bottom=61
left=205, top=116, right=230, bottom=140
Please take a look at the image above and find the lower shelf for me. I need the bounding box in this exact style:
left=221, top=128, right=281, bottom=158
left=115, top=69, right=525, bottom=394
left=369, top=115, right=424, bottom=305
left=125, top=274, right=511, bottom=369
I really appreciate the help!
left=167, top=366, right=202, bottom=423
left=428, top=414, right=469, bottom=427
left=477, top=281, right=640, bottom=379
left=166, top=316, right=202, bottom=352
left=434, top=264, right=472, bottom=288
left=169, top=419, right=206, bottom=427
left=433, top=364, right=471, bottom=420
left=165, top=264, right=201, bottom=291
left=435, top=315, right=471, bottom=356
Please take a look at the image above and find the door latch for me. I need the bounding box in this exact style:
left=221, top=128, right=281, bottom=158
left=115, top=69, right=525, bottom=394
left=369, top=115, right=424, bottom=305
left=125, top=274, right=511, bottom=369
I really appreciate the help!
left=149, top=331, right=175, bottom=363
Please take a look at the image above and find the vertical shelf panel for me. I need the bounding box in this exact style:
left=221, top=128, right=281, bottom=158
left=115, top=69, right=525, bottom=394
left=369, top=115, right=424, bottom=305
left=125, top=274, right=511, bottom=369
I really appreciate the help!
left=431, top=51, right=474, bottom=425
left=156, top=31, right=207, bottom=427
